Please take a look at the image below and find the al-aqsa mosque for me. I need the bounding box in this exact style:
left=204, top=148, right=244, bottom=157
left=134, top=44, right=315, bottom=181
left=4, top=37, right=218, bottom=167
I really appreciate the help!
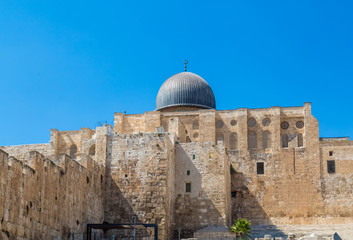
left=1, top=64, right=353, bottom=239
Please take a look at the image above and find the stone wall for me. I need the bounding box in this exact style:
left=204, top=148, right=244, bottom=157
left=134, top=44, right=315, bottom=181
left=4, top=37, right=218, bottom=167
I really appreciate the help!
left=0, top=149, right=104, bottom=240
left=174, top=142, right=231, bottom=236
left=1, top=103, right=353, bottom=240
left=229, top=103, right=328, bottom=225
left=104, top=132, right=175, bottom=239
left=229, top=103, right=353, bottom=225
left=0, top=143, right=54, bottom=162
left=319, top=139, right=353, bottom=222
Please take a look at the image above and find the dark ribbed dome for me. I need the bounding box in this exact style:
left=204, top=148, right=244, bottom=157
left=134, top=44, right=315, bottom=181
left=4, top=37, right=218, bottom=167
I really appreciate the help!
left=156, top=72, right=216, bottom=111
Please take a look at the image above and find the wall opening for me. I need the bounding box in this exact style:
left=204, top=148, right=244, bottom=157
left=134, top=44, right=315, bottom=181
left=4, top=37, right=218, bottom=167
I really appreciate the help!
left=185, top=183, right=191, bottom=193
left=192, top=121, right=199, bottom=130
left=89, top=144, right=96, bottom=156
left=70, top=144, right=77, bottom=159
left=262, top=131, right=271, bottom=149
left=248, top=132, right=257, bottom=149
left=216, top=120, right=224, bottom=128
left=327, top=160, right=335, bottom=173
left=282, top=134, right=289, bottom=148
left=298, top=134, right=303, bottom=147
left=257, top=162, right=264, bottom=174
left=230, top=132, right=238, bottom=150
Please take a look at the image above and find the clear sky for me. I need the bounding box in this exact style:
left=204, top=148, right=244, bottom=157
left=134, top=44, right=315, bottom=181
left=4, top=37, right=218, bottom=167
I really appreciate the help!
left=0, top=1, right=352, bottom=145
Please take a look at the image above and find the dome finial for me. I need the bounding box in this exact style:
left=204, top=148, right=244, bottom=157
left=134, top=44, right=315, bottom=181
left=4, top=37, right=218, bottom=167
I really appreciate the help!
left=184, top=59, right=188, bottom=72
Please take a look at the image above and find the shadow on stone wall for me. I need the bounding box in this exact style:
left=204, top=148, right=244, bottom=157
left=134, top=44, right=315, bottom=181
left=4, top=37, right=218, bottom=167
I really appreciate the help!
left=231, top=170, right=287, bottom=238
left=173, top=145, right=225, bottom=239
left=103, top=175, right=155, bottom=238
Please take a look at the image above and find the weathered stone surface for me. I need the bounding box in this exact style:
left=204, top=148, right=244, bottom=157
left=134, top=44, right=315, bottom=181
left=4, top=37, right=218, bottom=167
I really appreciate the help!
left=0, top=150, right=104, bottom=240
left=1, top=103, right=353, bottom=240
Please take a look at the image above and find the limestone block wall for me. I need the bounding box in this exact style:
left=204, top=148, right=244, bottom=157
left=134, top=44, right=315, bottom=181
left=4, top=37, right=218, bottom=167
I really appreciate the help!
left=113, top=111, right=160, bottom=134
left=50, top=125, right=111, bottom=165
left=174, top=142, right=231, bottom=235
left=229, top=103, right=331, bottom=225
left=55, top=130, right=82, bottom=157
left=0, top=150, right=104, bottom=240
left=104, top=133, right=175, bottom=240
left=0, top=143, right=54, bottom=162
left=319, top=139, right=353, bottom=222
left=162, top=112, right=199, bottom=143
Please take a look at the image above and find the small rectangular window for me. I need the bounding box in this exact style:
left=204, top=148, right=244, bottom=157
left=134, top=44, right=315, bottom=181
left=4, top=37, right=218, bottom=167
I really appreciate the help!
left=257, top=162, right=264, bottom=174
left=192, top=154, right=195, bottom=159
left=231, top=191, right=237, bottom=198
left=187, top=170, right=190, bottom=175
left=329, top=151, right=333, bottom=156
left=327, top=160, right=335, bottom=173
left=185, top=183, right=191, bottom=193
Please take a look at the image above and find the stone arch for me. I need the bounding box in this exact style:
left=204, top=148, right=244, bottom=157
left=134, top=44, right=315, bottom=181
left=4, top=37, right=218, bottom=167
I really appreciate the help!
left=282, top=134, right=289, bottom=148
left=248, top=131, right=257, bottom=149
left=216, top=132, right=224, bottom=142
left=89, top=144, right=96, bottom=156
left=229, top=132, right=238, bottom=150
left=298, top=133, right=303, bottom=147
left=262, top=131, right=271, bottom=149
left=70, top=144, right=77, bottom=159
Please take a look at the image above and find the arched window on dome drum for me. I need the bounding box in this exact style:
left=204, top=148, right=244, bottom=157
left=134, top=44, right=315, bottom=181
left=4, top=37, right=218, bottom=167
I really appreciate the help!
left=248, top=132, right=257, bottom=149
left=70, top=144, right=77, bottom=159
left=262, top=131, right=271, bottom=149
left=89, top=144, right=96, bottom=156
left=298, top=134, right=303, bottom=147
left=282, top=134, right=289, bottom=148
left=229, top=133, right=238, bottom=150
left=216, top=132, right=224, bottom=143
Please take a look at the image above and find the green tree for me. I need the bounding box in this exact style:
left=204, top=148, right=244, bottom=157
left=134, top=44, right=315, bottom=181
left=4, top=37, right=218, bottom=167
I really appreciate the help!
left=230, top=218, right=252, bottom=240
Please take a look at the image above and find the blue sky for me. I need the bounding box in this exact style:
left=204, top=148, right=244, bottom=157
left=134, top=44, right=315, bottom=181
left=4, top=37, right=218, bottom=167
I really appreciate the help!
left=0, top=1, right=352, bottom=145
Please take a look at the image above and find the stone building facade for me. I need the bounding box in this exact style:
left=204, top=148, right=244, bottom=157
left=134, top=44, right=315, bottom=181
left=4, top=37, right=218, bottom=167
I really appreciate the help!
left=1, top=71, right=353, bottom=239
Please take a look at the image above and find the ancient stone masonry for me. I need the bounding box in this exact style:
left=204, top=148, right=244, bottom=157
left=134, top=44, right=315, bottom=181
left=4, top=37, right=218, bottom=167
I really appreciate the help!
left=174, top=142, right=231, bottom=232
left=1, top=70, right=353, bottom=239
left=0, top=150, right=104, bottom=240
left=104, top=132, right=176, bottom=240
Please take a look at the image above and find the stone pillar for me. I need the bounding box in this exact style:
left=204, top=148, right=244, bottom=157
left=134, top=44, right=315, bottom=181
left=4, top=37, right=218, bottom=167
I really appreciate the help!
left=199, top=109, right=216, bottom=143
left=271, top=106, right=281, bottom=151
left=114, top=112, right=124, bottom=134
left=169, top=117, right=186, bottom=142
left=96, top=124, right=113, bottom=166
left=80, top=128, right=92, bottom=154
left=50, top=129, right=59, bottom=157
left=237, top=108, right=248, bottom=152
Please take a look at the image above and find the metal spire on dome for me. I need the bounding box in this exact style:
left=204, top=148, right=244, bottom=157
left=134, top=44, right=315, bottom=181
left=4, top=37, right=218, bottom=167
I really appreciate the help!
left=184, top=59, right=188, bottom=72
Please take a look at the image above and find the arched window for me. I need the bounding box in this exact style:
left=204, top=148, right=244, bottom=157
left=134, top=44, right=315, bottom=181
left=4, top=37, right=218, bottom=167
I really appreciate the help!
left=216, top=132, right=224, bottom=143
left=89, top=144, right=96, bottom=156
left=248, top=132, right=257, bottom=149
left=282, top=134, right=289, bottom=148
left=298, top=134, right=303, bottom=147
left=192, top=121, right=199, bottom=130
left=262, top=131, right=271, bottom=149
left=70, top=144, right=77, bottom=159
left=229, top=133, right=238, bottom=150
